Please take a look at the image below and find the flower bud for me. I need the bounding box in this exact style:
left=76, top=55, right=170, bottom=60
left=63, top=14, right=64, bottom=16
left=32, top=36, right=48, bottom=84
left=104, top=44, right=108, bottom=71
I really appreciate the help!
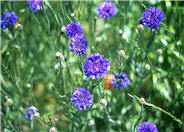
left=137, top=24, right=144, bottom=31
left=157, top=49, right=162, bottom=55
left=55, top=52, right=64, bottom=61
left=96, top=37, right=101, bottom=42
left=118, top=29, right=123, bottom=34
left=71, top=13, right=75, bottom=17
left=145, top=64, right=150, bottom=70
left=34, top=112, right=40, bottom=118
left=119, top=50, right=125, bottom=57
left=27, top=83, right=31, bottom=88
left=100, top=98, right=107, bottom=106
left=61, top=26, right=66, bottom=32
left=49, top=127, right=56, bottom=132
left=6, top=98, right=13, bottom=106
left=89, top=120, right=95, bottom=126
left=15, top=23, right=22, bottom=30
left=139, top=97, right=145, bottom=105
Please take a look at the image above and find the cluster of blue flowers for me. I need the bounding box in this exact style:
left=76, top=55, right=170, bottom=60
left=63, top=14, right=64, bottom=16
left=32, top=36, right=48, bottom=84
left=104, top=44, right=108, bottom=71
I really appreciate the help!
left=137, top=121, right=158, bottom=132
left=140, top=7, right=165, bottom=30
left=97, top=1, right=116, bottom=19
left=65, top=22, right=88, bottom=56
left=2, top=1, right=165, bottom=130
left=28, top=0, right=43, bottom=13
left=0, top=11, right=18, bottom=29
left=109, top=72, right=130, bottom=89
left=83, top=54, right=110, bottom=79
left=25, top=106, right=38, bottom=120
left=70, top=88, right=93, bottom=110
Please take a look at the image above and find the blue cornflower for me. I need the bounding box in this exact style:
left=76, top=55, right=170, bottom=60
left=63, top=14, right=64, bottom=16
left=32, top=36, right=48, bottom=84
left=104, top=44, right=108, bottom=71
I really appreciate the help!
left=137, top=121, right=158, bottom=132
left=71, top=88, right=93, bottom=111
left=83, top=54, right=110, bottom=79
left=1, top=11, right=18, bottom=29
left=97, top=1, right=116, bottom=19
left=25, top=106, right=38, bottom=120
left=140, top=7, right=165, bottom=30
left=114, top=72, right=130, bottom=89
left=65, top=22, right=83, bottom=38
left=29, top=0, right=43, bottom=13
left=70, top=35, right=88, bottom=56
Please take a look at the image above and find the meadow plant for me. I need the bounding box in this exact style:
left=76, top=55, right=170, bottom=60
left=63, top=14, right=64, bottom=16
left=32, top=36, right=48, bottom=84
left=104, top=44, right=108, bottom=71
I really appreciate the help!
left=1, top=1, right=184, bottom=132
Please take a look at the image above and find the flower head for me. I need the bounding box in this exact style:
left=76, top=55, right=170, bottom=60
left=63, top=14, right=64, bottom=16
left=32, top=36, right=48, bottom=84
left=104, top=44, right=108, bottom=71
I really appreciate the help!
left=137, top=121, right=158, bottom=132
left=140, top=7, right=165, bottom=30
left=97, top=1, right=116, bottom=18
left=83, top=54, right=110, bottom=79
left=115, top=72, right=130, bottom=89
left=1, top=11, right=18, bottom=29
left=29, top=0, right=43, bottom=13
left=71, top=88, right=93, bottom=110
left=25, top=106, right=38, bottom=120
left=104, top=74, right=115, bottom=90
left=65, top=22, right=83, bottom=38
left=70, top=35, right=88, bottom=56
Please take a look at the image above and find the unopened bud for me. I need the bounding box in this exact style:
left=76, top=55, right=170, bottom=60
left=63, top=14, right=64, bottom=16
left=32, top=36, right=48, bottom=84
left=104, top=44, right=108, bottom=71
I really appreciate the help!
left=71, top=13, right=75, bottom=17
left=100, top=98, right=107, bottom=106
left=49, top=127, right=56, bottom=132
left=119, top=50, right=125, bottom=57
left=16, top=24, right=22, bottom=30
left=34, top=112, right=40, bottom=117
left=118, top=29, right=123, bottom=34
left=27, top=83, right=31, bottom=88
left=137, top=24, right=144, bottom=31
left=55, top=52, right=64, bottom=61
left=145, top=64, right=150, bottom=70
left=96, top=37, right=101, bottom=42
left=6, top=98, right=13, bottom=106
left=89, top=120, right=95, bottom=126
left=61, top=26, right=65, bottom=32
left=139, top=98, right=145, bottom=105
left=157, top=49, right=162, bottom=55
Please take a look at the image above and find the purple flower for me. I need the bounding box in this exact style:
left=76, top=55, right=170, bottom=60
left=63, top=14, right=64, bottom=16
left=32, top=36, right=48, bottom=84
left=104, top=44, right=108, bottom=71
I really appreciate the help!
left=83, top=54, right=110, bottom=79
left=71, top=88, right=93, bottom=110
left=140, top=7, right=165, bottom=30
left=115, top=72, right=130, bottom=89
left=65, top=22, right=83, bottom=38
left=1, top=11, right=18, bottom=29
left=70, top=35, right=88, bottom=56
left=137, top=121, right=158, bottom=132
left=97, top=1, right=116, bottom=19
left=25, top=106, right=38, bottom=120
left=29, top=0, right=43, bottom=13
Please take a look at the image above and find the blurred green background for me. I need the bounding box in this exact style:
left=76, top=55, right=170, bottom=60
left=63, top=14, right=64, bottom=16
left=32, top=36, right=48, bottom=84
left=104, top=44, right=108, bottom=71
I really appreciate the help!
left=1, top=0, right=184, bottom=132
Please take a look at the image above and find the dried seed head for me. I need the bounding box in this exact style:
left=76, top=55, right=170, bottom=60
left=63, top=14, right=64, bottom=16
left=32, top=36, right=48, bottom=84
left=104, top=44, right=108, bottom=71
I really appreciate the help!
left=89, top=120, right=95, bottom=126
left=157, top=49, right=162, bottom=55
left=100, top=98, right=107, bottom=106
left=145, top=64, right=150, bottom=70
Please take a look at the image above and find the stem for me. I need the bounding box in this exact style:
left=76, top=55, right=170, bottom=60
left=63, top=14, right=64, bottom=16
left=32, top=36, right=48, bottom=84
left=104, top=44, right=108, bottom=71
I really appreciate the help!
left=127, top=93, right=183, bottom=125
